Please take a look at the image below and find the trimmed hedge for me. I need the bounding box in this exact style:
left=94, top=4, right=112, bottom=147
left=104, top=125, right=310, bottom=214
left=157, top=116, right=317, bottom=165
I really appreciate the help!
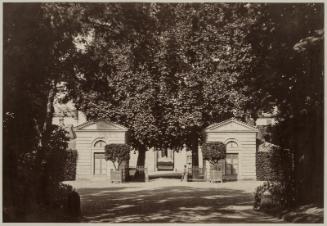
left=256, top=146, right=293, bottom=181
left=105, top=144, right=130, bottom=169
left=202, top=142, right=226, bottom=164
left=63, top=150, right=78, bottom=181
left=47, top=183, right=81, bottom=222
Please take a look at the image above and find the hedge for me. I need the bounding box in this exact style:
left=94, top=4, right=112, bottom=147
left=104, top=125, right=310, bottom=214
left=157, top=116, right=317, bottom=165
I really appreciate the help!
left=105, top=144, right=130, bottom=169
left=202, top=142, right=226, bottom=164
left=256, top=146, right=293, bottom=181
left=63, top=150, right=78, bottom=181
left=35, top=183, right=80, bottom=222
left=254, top=181, right=296, bottom=211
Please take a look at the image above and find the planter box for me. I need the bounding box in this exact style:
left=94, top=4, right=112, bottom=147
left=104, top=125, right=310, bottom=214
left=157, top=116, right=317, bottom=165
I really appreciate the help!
left=209, top=170, right=223, bottom=183
left=110, top=169, right=126, bottom=183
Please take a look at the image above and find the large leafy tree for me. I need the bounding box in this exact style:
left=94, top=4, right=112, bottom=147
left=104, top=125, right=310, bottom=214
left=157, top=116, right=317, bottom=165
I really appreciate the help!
left=242, top=3, right=323, bottom=205
left=68, top=3, right=256, bottom=167
left=162, top=4, right=256, bottom=165
left=67, top=3, right=167, bottom=165
left=3, top=3, right=82, bottom=220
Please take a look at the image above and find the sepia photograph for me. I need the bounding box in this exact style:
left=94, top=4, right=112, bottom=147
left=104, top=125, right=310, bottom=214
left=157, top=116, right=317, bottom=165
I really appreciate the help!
left=2, top=1, right=324, bottom=223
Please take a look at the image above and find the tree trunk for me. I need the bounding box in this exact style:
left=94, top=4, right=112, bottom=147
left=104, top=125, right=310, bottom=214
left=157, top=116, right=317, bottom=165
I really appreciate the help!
left=35, top=80, right=57, bottom=150
left=136, top=145, right=146, bottom=168
left=293, top=111, right=324, bottom=206
left=190, top=134, right=199, bottom=168
left=35, top=80, right=57, bottom=204
left=192, top=148, right=199, bottom=167
left=304, top=110, right=323, bottom=206
left=294, top=118, right=307, bottom=205
left=135, top=145, right=147, bottom=181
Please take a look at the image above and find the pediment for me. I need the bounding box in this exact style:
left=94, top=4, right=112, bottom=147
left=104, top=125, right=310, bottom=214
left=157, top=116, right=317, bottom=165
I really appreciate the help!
left=205, top=118, right=258, bottom=133
left=75, top=120, right=128, bottom=132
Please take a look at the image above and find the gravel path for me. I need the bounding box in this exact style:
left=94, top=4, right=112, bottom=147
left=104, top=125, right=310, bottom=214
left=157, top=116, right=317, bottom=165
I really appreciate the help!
left=65, top=179, right=286, bottom=223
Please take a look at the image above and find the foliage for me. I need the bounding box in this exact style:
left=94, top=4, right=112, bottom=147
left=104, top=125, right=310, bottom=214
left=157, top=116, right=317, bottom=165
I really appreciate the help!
left=242, top=3, right=323, bottom=205
left=202, top=142, right=226, bottom=165
left=26, top=183, right=80, bottom=222
left=256, top=146, right=293, bottom=181
left=63, top=149, right=78, bottom=181
left=243, top=3, right=323, bottom=116
left=43, top=126, right=70, bottom=184
left=66, top=3, right=258, bottom=166
left=105, top=144, right=131, bottom=170
left=3, top=3, right=82, bottom=221
left=254, top=181, right=296, bottom=212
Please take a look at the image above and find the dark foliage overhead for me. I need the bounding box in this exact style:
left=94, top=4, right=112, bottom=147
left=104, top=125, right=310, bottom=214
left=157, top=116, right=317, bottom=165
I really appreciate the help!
left=67, top=3, right=257, bottom=152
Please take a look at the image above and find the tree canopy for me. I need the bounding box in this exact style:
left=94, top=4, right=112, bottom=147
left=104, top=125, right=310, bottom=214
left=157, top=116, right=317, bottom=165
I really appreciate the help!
left=66, top=3, right=257, bottom=166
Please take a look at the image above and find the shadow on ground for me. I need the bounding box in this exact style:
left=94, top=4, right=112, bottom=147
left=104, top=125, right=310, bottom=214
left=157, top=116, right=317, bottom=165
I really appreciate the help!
left=281, top=204, right=323, bottom=223
left=76, top=183, right=285, bottom=223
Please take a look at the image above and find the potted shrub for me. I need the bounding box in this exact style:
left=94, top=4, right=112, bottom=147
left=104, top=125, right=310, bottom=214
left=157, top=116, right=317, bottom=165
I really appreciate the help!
left=202, top=142, right=226, bottom=182
left=105, top=144, right=130, bottom=183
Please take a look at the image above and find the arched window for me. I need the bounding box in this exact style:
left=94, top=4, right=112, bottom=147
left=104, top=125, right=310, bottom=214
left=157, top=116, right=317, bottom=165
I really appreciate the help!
left=94, top=140, right=106, bottom=148
left=226, top=141, right=238, bottom=149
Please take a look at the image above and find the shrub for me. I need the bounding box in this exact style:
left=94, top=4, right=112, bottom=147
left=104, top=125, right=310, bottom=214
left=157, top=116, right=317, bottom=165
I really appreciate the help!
left=46, top=183, right=80, bottom=222
left=22, top=183, right=80, bottom=222
left=66, top=189, right=81, bottom=220
left=105, top=144, right=130, bottom=170
left=3, top=125, right=73, bottom=222
left=44, top=126, right=70, bottom=183
left=63, top=150, right=78, bottom=181
left=202, top=142, right=226, bottom=165
left=256, top=147, right=293, bottom=181
left=254, top=181, right=296, bottom=212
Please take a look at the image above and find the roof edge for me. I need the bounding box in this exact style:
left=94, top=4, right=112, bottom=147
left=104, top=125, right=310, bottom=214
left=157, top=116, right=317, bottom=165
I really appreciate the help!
left=74, top=119, right=128, bottom=131
left=205, top=117, right=258, bottom=132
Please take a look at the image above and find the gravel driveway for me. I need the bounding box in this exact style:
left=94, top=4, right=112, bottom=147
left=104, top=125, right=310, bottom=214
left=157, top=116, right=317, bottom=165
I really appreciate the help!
left=65, top=179, right=285, bottom=223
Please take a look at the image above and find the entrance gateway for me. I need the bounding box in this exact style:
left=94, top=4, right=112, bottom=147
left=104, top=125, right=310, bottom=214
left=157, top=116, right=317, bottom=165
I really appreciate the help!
left=73, top=118, right=258, bottom=181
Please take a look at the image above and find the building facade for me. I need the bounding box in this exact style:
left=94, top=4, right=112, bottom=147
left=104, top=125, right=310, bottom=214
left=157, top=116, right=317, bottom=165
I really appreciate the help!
left=56, top=116, right=258, bottom=180
left=204, top=118, right=258, bottom=180
left=53, top=101, right=274, bottom=181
